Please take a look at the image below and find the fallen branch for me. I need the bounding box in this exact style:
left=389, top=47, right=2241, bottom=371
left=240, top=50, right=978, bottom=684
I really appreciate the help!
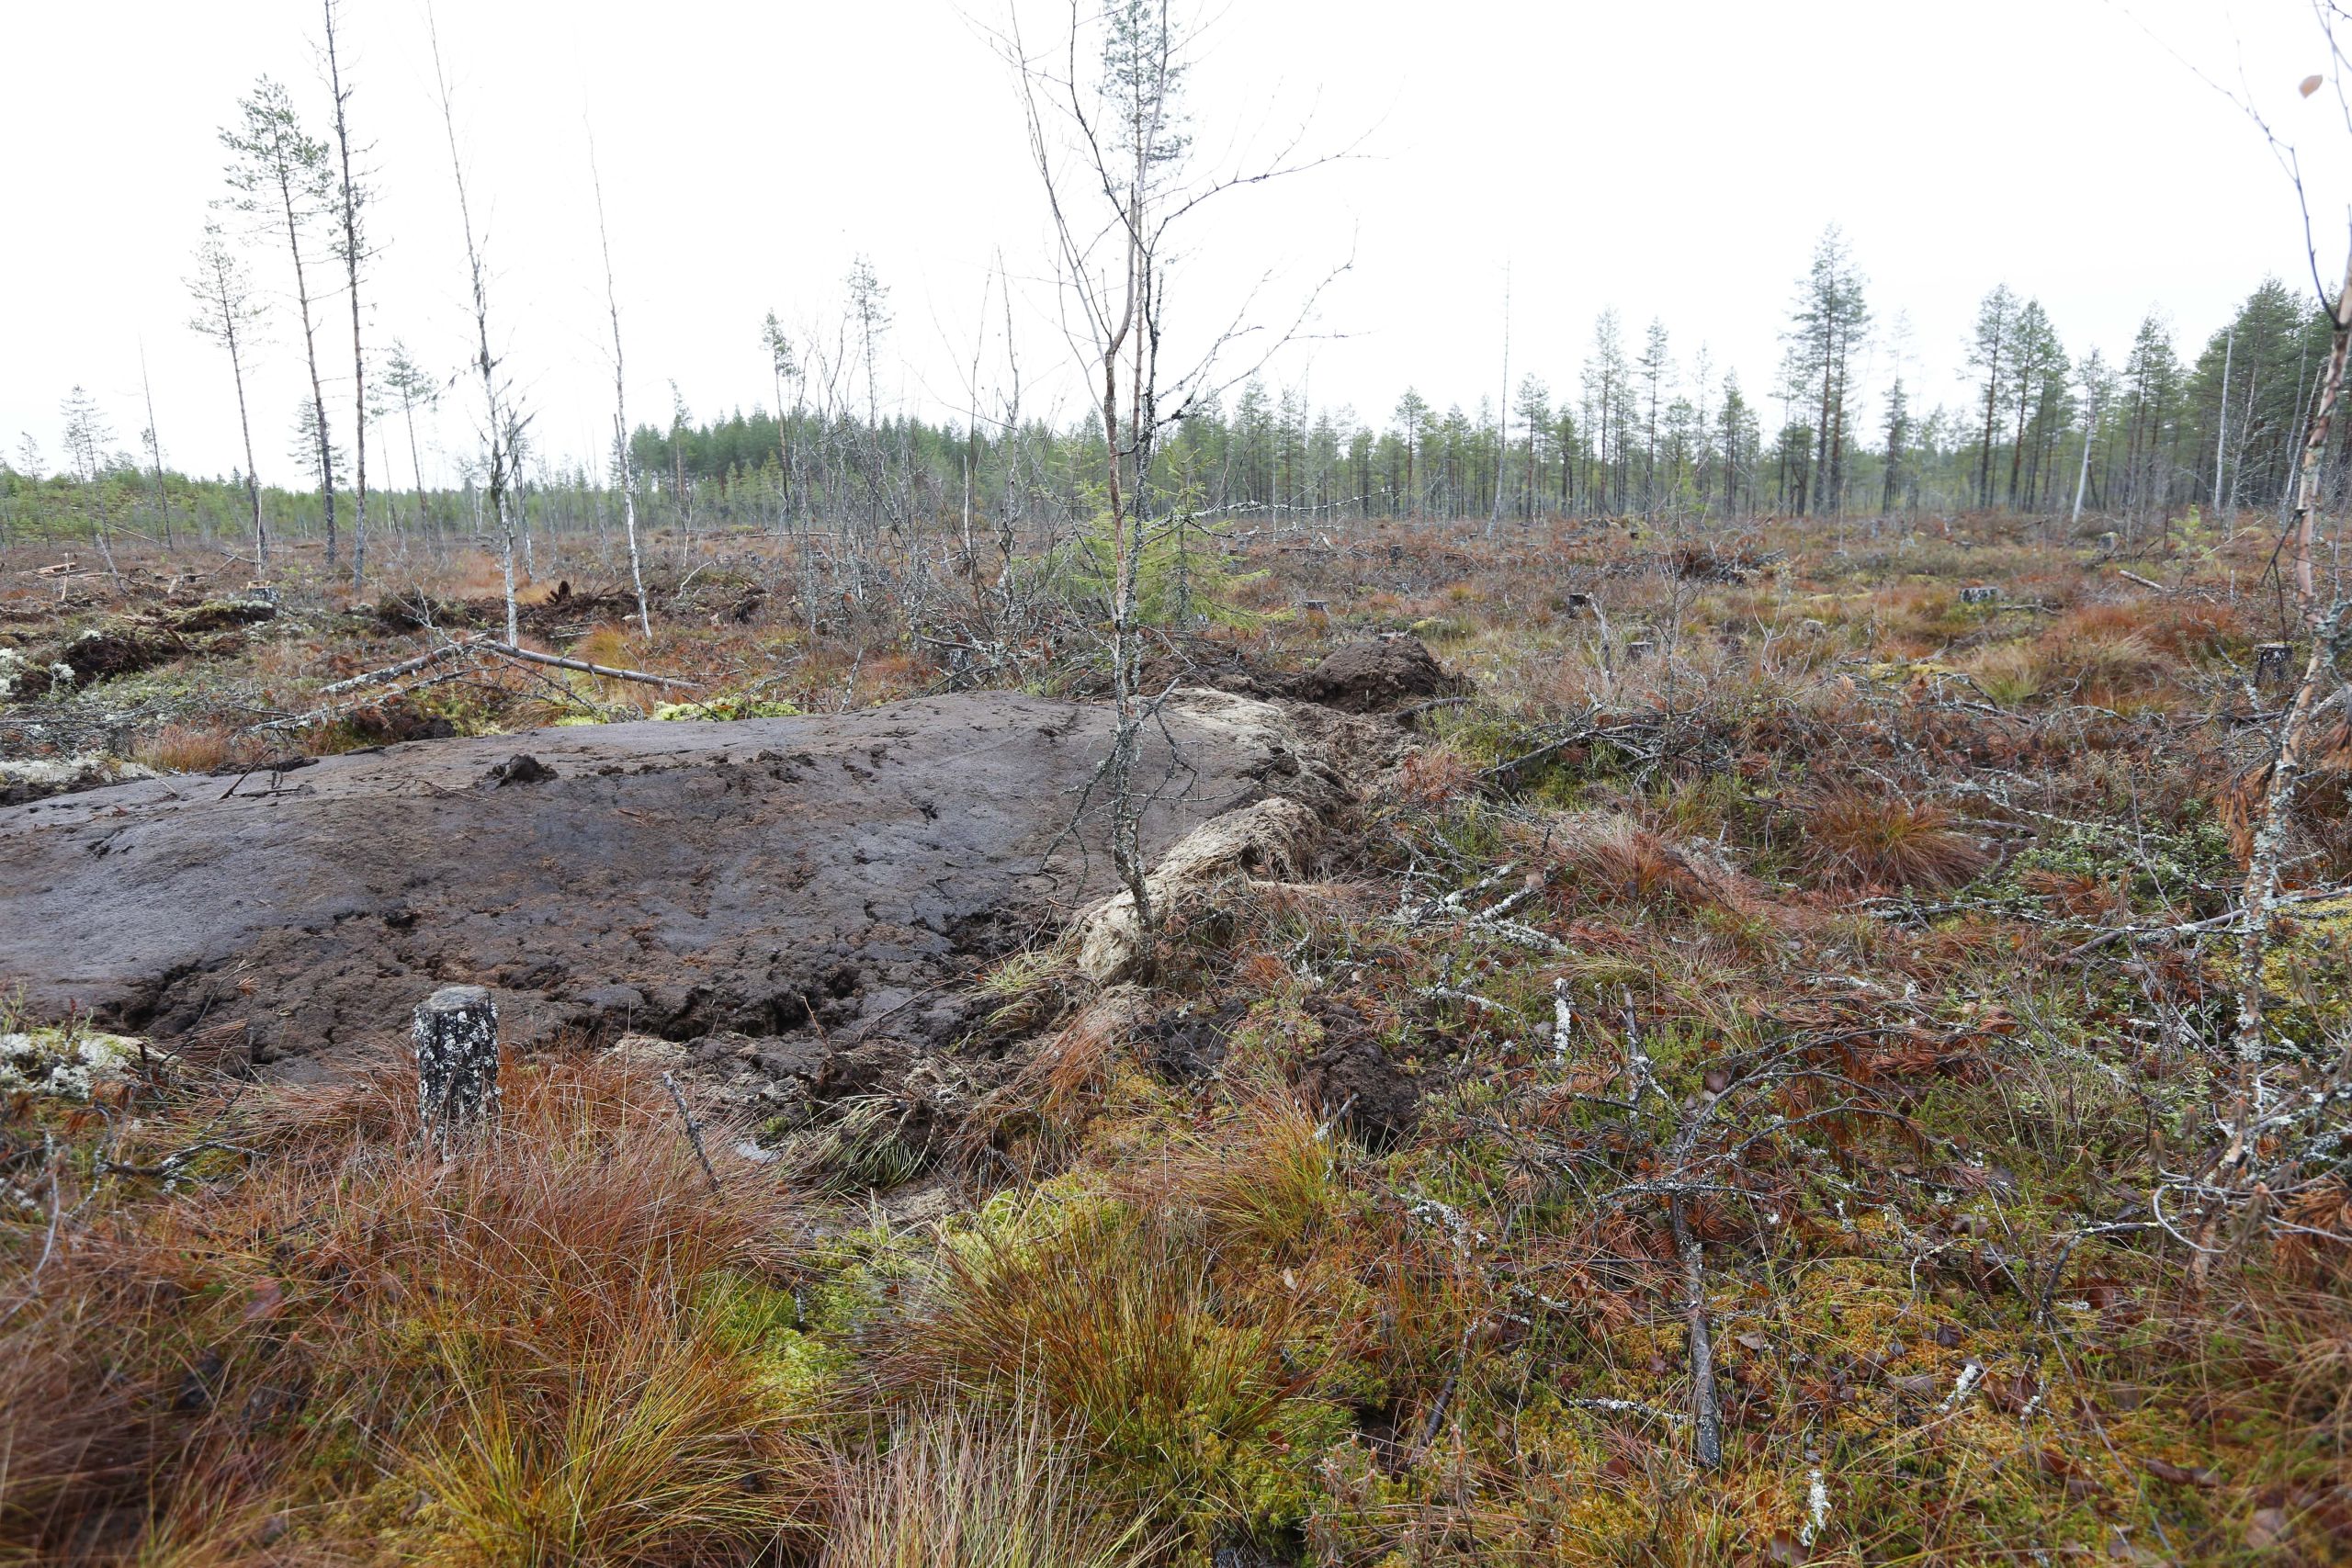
left=1669, top=1189, right=1723, bottom=1470
left=471, top=637, right=692, bottom=688
left=99, top=1140, right=265, bottom=1181
left=314, top=640, right=473, bottom=696
left=1561, top=1396, right=1689, bottom=1427
left=1421, top=986, right=1510, bottom=1014
left=2057, top=882, right=2352, bottom=961
left=248, top=665, right=479, bottom=735
left=661, top=1071, right=723, bottom=1191
left=1480, top=713, right=1659, bottom=784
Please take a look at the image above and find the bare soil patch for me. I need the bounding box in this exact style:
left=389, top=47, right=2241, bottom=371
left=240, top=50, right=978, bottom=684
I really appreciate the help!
left=0, top=689, right=1363, bottom=1080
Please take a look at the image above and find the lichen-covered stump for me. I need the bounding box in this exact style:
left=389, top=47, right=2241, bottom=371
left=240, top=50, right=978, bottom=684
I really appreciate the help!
left=413, top=985, right=500, bottom=1147
left=2255, top=642, right=2293, bottom=691
left=1958, top=584, right=2000, bottom=604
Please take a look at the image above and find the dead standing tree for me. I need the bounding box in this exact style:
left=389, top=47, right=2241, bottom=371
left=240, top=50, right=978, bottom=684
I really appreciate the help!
left=1004, top=0, right=1347, bottom=968
left=186, top=220, right=269, bottom=571
left=2175, top=19, right=2352, bottom=1274
left=221, top=77, right=340, bottom=571
left=321, top=0, right=372, bottom=593
left=588, top=127, right=651, bottom=639
left=426, top=6, right=526, bottom=646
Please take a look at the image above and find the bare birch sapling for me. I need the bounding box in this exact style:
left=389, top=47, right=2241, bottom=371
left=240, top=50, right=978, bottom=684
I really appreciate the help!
left=427, top=7, right=522, bottom=646
left=592, top=141, right=652, bottom=638
left=322, top=0, right=370, bottom=592
left=221, top=78, right=339, bottom=569
left=187, top=222, right=269, bottom=570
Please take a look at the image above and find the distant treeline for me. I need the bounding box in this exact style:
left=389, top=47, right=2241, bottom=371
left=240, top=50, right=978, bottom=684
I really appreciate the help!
left=10, top=274, right=2346, bottom=562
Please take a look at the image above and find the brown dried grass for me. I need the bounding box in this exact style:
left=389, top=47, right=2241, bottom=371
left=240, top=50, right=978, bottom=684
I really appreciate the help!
left=1798, top=786, right=1990, bottom=892
left=0, top=1054, right=829, bottom=1565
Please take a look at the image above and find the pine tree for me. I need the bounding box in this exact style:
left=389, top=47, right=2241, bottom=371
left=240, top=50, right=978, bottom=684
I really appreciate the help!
left=221, top=77, right=339, bottom=567
left=1584, top=310, right=1633, bottom=513
left=1968, top=285, right=2020, bottom=509
left=322, top=0, right=371, bottom=591
left=1785, top=226, right=1870, bottom=516
left=1879, top=378, right=1910, bottom=516
left=1636, top=318, right=1671, bottom=514
left=186, top=220, right=268, bottom=569
left=1717, top=373, right=1754, bottom=516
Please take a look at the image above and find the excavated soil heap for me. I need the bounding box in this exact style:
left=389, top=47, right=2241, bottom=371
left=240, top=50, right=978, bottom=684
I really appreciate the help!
left=1283, top=634, right=1465, bottom=713
left=0, top=690, right=1351, bottom=1071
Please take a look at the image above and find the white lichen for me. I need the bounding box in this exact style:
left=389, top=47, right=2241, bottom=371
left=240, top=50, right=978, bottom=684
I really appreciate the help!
left=0, top=754, right=156, bottom=795
left=0, top=1028, right=142, bottom=1100
left=1800, top=1467, right=1831, bottom=1547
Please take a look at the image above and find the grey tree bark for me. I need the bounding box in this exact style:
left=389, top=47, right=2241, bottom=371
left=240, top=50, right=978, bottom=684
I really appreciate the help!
left=427, top=6, right=522, bottom=645
left=413, top=985, right=500, bottom=1148
left=2212, top=322, right=2233, bottom=525
left=323, top=0, right=369, bottom=593
left=187, top=223, right=268, bottom=571
left=589, top=130, right=652, bottom=639
left=222, top=79, right=338, bottom=568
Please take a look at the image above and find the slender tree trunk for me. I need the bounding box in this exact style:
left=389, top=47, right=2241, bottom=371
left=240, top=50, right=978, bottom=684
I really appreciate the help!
left=1976, top=350, right=2002, bottom=508
left=2007, top=376, right=2030, bottom=509
left=2290, top=257, right=2352, bottom=625
left=325, top=0, right=367, bottom=593
left=226, top=316, right=266, bottom=570
left=138, top=344, right=171, bottom=549
left=588, top=136, right=651, bottom=639
left=268, top=132, right=337, bottom=569
left=2198, top=257, right=2352, bottom=1280
left=1487, top=265, right=1510, bottom=534
left=1815, top=354, right=1835, bottom=517
left=2072, top=389, right=2097, bottom=528
left=1826, top=357, right=1848, bottom=518
left=401, top=398, right=428, bottom=551
left=2214, top=324, right=2234, bottom=527
left=429, top=6, right=517, bottom=644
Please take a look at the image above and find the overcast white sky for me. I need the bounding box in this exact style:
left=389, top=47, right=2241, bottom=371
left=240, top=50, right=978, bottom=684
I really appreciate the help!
left=5, top=0, right=2347, bottom=487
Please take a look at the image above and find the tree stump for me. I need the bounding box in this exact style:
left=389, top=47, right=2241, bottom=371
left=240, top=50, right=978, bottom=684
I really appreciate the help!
left=1958, top=585, right=1999, bottom=605
left=413, top=986, right=500, bottom=1147
left=1623, top=639, right=1656, bottom=663
left=2255, top=643, right=2294, bottom=691
left=1564, top=592, right=1594, bottom=617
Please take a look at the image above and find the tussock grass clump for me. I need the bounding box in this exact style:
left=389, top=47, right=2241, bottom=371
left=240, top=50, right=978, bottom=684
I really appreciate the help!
left=886, top=1198, right=1355, bottom=1550
left=0, top=1054, right=831, bottom=1565
left=822, top=1404, right=1157, bottom=1568
left=1186, top=1104, right=1342, bottom=1263
left=1962, top=639, right=2047, bottom=705
left=126, top=719, right=235, bottom=774
left=1545, top=809, right=1758, bottom=912
left=1798, top=786, right=1990, bottom=892
left=2034, top=609, right=2174, bottom=701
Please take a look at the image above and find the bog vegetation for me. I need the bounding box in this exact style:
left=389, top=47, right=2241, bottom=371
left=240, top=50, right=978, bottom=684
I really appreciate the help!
left=11, top=2, right=2352, bottom=1566
left=7, top=506, right=2352, bottom=1564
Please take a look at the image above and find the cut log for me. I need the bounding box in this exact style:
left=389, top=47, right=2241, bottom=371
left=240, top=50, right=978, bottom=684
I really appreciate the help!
left=413, top=985, right=500, bottom=1147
